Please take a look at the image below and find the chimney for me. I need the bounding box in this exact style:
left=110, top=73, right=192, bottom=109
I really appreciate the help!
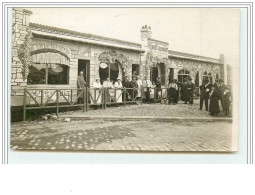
left=141, top=25, right=152, bottom=41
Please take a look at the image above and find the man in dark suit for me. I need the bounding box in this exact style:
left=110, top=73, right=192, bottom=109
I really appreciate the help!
left=122, top=76, right=130, bottom=101
left=186, top=78, right=195, bottom=105
left=129, top=77, right=138, bottom=100
left=199, top=79, right=211, bottom=110
left=77, top=71, right=86, bottom=104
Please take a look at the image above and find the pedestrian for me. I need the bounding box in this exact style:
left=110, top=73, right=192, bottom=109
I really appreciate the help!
left=168, top=79, right=178, bottom=105
left=218, top=79, right=225, bottom=111
left=209, top=85, right=220, bottom=116
left=129, top=77, right=138, bottom=100
left=92, top=78, right=102, bottom=104
left=77, top=71, right=86, bottom=104
left=114, top=78, right=123, bottom=103
left=142, top=76, right=152, bottom=103
left=122, top=76, right=130, bottom=101
left=199, top=79, right=211, bottom=110
left=136, top=76, right=143, bottom=101
left=222, top=86, right=232, bottom=116
left=181, top=78, right=188, bottom=103
left=155, top=77, right=162, bottom=99
left=103, top=77, right=114, bottom=102
left=186, top=78, right=195, bottom=105
left=174, top=79, right=180, bottom=104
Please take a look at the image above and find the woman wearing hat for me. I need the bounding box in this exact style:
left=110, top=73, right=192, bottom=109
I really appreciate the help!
left=92, top=78, right=102, bottom=104
left=114, top=78, right=123, bottom=103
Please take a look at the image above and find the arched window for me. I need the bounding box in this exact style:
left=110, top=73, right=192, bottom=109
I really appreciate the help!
left=28, top=51, right=69, bottom=85
left=178, top=69, right=190, bottom=83
left=99, top=60, right=123, bottom=84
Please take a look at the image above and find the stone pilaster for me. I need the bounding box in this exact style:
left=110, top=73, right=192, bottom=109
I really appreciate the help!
left=11, top=8, right=32, bottom=106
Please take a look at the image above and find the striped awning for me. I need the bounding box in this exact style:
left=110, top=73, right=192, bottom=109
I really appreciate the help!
left=32, top=52, right=69, bottom=66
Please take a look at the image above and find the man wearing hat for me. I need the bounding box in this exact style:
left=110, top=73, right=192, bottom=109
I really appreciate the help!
left=199, top=79, right=211, bottom=110
left=122, top=76, right=130, bottom=101
left=129, top=76, right=138, bottom=100
left=77, top=71, right=86, bottom=104
left=155, top=77, right=161, bottom=100
left=186, top=77, right=195, bottom=105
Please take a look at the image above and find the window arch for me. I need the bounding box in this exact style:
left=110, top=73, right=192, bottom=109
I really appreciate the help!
left=178, top=69, right=190, bottom=83
left=28, top=51, right=70, bottom=85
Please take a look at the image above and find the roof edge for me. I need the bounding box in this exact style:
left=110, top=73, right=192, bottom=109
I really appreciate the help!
left=29, top=23, right=142, bottom=48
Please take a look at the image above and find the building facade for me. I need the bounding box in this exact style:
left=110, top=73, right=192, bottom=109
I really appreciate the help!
left=11, top=8, right=228, bottom=107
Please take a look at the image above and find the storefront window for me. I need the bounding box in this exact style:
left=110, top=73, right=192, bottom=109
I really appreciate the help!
left=28, top=63, right=69, bottom=85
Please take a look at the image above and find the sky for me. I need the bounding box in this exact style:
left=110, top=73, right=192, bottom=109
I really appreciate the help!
left=27, top=8, right=240, bottom=66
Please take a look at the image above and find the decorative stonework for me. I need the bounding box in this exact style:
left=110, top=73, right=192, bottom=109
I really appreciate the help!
left=146, top=51, right=168, bottom=66
left=31, top=42, right=72, bottom=59
left=98, top=50, right=134, bottom=75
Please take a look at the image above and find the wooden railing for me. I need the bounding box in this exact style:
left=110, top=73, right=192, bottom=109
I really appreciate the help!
left=22, top=86, right=192, bottom=121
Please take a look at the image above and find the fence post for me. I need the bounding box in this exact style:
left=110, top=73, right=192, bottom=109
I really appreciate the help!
left=86, top=87, right=89, bottom=112
left=114, top=88, right=116, bottom=103
left=102, top=89, right=104, bottom=110
left=71, top=89, right=73, bottom=104
left=161, top=88, right=163, bottom=104
left=154, top=88, right=156, bottom=104
left=124, top=88, right=126, bottom=106
left=83, top=87, right=86, bottom=112
left=23, top=88, right=27, bottom=121
left=141, top=87, right=143, bottom=104
left=41, top=89, right=43, bottom=107
left=56, top=90, right=59, bottom=118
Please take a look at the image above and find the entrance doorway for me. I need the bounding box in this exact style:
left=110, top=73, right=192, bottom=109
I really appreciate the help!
left=132, top=64, right=140, bottom=79
left=99, top=61, right=121, bottom=84
left=195, top=71, right=199, bottom=87
left=150, top=67, right=158, bottom=84
left=158, top=63, right=166, bottom=85
left=78, top=59, right=90, bottom=87
left=169, top=68, right=174, bottom=83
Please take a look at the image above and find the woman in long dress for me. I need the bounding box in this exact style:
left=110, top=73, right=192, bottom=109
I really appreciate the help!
left=114, top=78, right=123, bottom=103
left=92, top=78, right=102, bottom=104
left=136, top=76, right=143, bottom=100
left=209, top=86, right=220, bottom=115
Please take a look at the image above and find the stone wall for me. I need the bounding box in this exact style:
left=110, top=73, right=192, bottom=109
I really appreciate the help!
left=11, top=8, right=32, bottom=106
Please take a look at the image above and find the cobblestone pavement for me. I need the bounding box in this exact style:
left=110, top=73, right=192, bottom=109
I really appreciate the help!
left=11, top=119, right=233, bottom=152
left=62, top=99, right=232, bottom=118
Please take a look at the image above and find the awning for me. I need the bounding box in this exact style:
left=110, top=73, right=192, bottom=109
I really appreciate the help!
left=32, top=52, right=70, bottom=66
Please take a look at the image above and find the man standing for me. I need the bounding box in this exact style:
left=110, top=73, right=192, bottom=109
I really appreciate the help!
left=122, top=76, right=130, bottom=101
left=174, top=79, right=180, bottom=104
left=143, top=76, right=152, bottom=103
left=199, top=79, right=211, bottom=110
left=77, top=71, right=86, bottom=104
left=186, top=78, right=195, bottom=105
left=155, top=77, right=161, bottom=99
left=168, top=79, right=178, bottom=105
left=218, top=79, right=225, bottom=111
left=129, top=77, right=138, bottom=100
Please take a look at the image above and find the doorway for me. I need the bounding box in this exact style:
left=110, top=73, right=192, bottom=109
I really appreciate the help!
left=150, top=67, right=158, bottom=84
left=99, top=62, right=120, bottom=84
left=78, top=59, right=90, bottom=87
left=132, top=64, right=140, bottom=79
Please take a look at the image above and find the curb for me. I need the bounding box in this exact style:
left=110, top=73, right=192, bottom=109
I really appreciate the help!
left=59, top=115, right=233, bottom=122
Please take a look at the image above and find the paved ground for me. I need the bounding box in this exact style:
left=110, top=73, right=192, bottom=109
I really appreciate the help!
left=11, top=119, right=233, bottom=152
left=61, top=99, right=232, bottom=118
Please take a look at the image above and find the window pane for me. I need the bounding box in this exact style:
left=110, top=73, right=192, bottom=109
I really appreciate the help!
left=27, top=64, right=46, bottom=84
left=48, top=64, right=68, bottom=85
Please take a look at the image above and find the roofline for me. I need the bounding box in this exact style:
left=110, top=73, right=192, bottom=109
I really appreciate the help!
left=31, top=30, right=145, bottom=53
left=168, top=50, right=222, bottom=64
left=148, top=38, right=169, bottom=45
left=29, top=23, right=142, bottom=48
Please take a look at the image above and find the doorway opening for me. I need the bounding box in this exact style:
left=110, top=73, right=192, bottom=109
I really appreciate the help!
left=78, top=59, right=90, bottom=87
left=132, top=64, right=140, bottom=79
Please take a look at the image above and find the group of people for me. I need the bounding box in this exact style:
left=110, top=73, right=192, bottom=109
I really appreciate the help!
left=167, top=77, right=232, bottom=116
left=77, top=71, right=232, bottom=116
left=199, top=79, right=232, bottom=116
